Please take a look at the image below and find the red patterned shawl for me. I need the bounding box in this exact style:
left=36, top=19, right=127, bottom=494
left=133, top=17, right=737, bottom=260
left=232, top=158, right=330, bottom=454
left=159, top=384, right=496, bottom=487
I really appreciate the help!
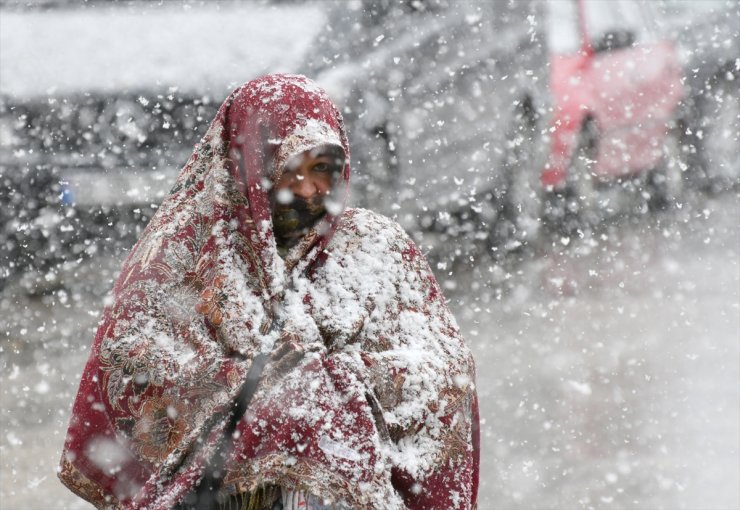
left=58, top=74, right=479, bottom=510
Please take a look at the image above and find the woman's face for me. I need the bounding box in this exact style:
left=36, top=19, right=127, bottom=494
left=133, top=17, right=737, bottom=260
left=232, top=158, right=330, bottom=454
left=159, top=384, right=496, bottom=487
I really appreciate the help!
left=271, top=147, right=343, bottom=247
left=274, top=148, right=338, bottom=200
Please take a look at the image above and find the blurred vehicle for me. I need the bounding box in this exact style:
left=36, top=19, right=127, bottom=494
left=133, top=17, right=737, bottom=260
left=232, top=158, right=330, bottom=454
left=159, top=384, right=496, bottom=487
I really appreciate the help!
left=543, top=0, right=686, bottom=228
left=305, top=0, right=551, bottom=260
left=0, top=91, right=220, bottom=291
left=0, top=164, right=74, bottom=292
left=0, top=1, right=322, bottom=291
left=647, top=0, right=740, bottom=193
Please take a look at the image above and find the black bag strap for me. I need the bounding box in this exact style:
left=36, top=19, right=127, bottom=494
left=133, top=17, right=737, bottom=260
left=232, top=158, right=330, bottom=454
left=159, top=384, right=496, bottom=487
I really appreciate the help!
left=184, top=352, right=270, bottom=510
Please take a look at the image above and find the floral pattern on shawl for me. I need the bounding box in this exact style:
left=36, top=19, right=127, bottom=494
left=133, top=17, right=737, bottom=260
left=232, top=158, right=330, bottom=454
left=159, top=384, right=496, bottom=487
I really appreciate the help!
left=218, top=208, right=479, bottom=510
left=58, top=74, right=478, bottom=510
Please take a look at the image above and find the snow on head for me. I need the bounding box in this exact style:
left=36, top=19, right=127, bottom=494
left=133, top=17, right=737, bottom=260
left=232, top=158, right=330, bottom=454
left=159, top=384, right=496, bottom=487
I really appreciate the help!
left=275, top=118, right=344, bottom=180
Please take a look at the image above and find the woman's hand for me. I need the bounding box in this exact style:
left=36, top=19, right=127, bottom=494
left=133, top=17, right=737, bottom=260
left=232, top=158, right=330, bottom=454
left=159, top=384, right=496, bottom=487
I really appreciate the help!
left=267, top=334, right=305, bottom=378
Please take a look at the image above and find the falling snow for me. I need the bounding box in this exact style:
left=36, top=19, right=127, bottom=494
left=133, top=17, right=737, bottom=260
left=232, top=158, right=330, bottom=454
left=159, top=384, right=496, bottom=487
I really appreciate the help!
left=1, top=0, right=738, bottom=509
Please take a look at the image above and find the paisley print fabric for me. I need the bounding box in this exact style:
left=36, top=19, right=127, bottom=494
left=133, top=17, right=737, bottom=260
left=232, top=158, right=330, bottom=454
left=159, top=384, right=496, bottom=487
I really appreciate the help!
left=58, top=74, right=479, bottom=510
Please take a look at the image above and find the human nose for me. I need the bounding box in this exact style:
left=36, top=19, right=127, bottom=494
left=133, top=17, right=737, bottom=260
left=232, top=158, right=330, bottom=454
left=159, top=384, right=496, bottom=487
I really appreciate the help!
left=291, top=174, right=318, bottom=199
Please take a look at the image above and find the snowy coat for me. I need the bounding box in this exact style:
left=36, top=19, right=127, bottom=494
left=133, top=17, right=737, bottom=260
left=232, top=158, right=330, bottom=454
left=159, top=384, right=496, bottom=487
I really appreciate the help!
left=58, top=74, right=479, bottom=510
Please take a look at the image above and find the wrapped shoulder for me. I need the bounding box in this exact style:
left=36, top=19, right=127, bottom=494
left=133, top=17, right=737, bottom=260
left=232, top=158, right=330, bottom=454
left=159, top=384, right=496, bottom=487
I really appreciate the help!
left=324, top=208, right=439, bottom=309
left=334, top=207, right=415, bottom=257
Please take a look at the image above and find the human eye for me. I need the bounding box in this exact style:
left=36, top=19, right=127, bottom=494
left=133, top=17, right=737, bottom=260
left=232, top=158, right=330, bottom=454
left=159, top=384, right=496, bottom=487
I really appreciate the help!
left=312, top=161, right=331, bottom=173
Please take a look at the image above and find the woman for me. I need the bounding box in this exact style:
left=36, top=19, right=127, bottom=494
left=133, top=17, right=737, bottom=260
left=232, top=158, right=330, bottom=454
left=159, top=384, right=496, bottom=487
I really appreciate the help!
left=58, top=74, right=479, bottom=510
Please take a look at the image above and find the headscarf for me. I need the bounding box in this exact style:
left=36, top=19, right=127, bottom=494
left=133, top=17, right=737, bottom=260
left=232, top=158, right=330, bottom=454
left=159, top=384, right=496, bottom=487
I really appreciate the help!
left=59, top=74, right=479, bottom=510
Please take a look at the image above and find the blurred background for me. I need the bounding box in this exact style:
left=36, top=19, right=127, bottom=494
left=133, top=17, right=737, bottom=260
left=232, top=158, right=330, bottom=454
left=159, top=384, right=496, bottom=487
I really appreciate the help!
left=0, top=0, right=738, bottom=508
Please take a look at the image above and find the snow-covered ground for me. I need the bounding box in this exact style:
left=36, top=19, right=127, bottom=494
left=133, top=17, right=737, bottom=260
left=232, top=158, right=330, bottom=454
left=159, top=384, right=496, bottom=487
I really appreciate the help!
left=450, top=193, right=740, bottom=509
left=1, top=191, right=738, bottom=509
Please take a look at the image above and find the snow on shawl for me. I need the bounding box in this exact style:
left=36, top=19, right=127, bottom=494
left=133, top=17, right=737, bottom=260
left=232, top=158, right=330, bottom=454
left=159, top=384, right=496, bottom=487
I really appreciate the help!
left=58, top=74, right=479, bottom=510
